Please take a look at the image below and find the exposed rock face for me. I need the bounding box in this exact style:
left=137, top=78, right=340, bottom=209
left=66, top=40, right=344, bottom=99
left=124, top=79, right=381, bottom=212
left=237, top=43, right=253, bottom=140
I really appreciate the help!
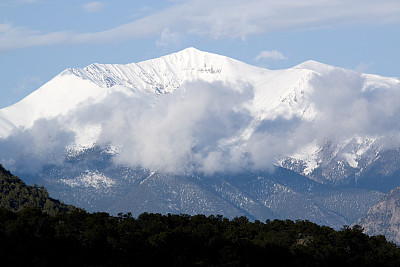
left=358, top=187, right=400, bottom=243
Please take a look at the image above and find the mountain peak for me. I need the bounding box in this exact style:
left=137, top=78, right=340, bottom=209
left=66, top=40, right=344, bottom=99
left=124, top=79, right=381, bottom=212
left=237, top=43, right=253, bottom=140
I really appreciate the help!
left=294, top=60, right=336, bottom=73
left=177, top=46, right=202, bottom=53
left=168, top=47, right=217, bottom=57
left=1, top=48, right=397, bottom=141
left=153, top=47, right=229, bottom=66
left=66, top=47, right=263, bottom=95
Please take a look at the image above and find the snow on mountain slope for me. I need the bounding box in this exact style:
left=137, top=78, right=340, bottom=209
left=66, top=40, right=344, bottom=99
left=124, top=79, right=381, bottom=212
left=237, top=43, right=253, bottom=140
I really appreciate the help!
left=70, top=48, right=319, bottom=121
left=1, top=48, right=400, bottom=230
left=71, top=47, right=272, bottom=92
left=0, top=47, right=399, bottom=179
left=0, top=48, right=312, bottom=138
left=0, top=72, right=108, bottom=135
left=2, top=48, right=397, bottom=136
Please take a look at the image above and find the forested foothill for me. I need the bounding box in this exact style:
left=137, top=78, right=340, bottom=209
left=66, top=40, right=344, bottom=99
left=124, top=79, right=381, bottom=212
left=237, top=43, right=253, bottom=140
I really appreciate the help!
left=0, top=164, right=78, bottom=215
left=1, top=164, right=400, bottom=266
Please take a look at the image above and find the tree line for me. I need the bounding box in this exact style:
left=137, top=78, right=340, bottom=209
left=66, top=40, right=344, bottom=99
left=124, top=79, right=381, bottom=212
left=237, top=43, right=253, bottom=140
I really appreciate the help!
left=1, top=164, right=400, bottom=266
left=1, top=208, right=400, bottom=266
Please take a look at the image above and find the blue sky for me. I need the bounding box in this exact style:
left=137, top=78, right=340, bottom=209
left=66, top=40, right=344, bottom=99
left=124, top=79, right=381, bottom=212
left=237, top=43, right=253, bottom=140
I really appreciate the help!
left=0, top=0, right=399, bottom=108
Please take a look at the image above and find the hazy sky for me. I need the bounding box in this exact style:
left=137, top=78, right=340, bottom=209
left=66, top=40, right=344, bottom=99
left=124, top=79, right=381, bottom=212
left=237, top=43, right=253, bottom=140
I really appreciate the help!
left=1, top=0, right=399, bottom=108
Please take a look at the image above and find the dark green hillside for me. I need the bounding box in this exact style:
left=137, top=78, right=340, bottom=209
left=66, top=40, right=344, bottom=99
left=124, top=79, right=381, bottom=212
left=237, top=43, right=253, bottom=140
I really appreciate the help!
left=0, top=164, right=77, bottom=215
left=1, top=164, right=400, bottom=266
left=1, top=209, right=400, bottom=267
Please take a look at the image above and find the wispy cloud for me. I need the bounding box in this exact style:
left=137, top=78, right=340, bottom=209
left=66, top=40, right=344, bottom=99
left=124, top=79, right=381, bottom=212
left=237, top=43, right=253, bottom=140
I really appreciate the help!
left=83, top=2, right=104, bottom=13
left=0, top=23, right=71, bottom=51
left=255, top=50, right=287, bottom=61
left=156, top=28, right=181, bottom=47
left=13, top=75, right=42, bottom=94
left=13, top=0, right=43, bottom=3
left=355, top=62, right=374, bottom=73
left=1, top=0, right=400, bottom=51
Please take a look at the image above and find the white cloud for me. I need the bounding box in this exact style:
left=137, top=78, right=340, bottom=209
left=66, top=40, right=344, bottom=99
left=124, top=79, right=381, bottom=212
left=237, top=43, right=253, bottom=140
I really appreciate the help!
left=0, top=0, right=43, bottom=6
left=13, top=75, right=42, bottom=94
left=0, top=81, right=254, bottom=175
left=309, top=70, right=400, bottom=139
left=1, top=0, right=400, bottom=51
left=88, top=81, right=254, bottom=174
left=255, top=50, right=287, bottom=61
left=0, top=23, right=71, bottom=51
left=156, top=28, right=181, bottom=47
left=83, top=2, right=104, bottom=13
left=1, top=72, right=400, bottom=175
left=0, top=118, right=74, bottom=174
left=13, top=0, right=42, bottom=3
left=355, top=62, right=374, bottom=73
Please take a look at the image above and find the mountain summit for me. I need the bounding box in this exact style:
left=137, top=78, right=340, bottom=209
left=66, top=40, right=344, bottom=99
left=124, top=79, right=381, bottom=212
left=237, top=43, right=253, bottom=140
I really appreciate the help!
left=0, top=48, right=399, bottom=237
left=0, top=47, right=314, bottom=136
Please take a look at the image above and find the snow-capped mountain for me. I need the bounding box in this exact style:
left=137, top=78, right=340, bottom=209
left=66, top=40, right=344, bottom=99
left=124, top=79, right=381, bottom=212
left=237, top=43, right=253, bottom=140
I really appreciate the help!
left=0, top=47, right=315, bottom=136
left=1, top=47, right=400, bottom=231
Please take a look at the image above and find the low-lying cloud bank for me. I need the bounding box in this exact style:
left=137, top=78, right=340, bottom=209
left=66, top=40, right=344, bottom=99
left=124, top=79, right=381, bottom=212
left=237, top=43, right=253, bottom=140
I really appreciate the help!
left=78, top=81, right=255, bottom=174
left=1, top=70, right=400, bottom=175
